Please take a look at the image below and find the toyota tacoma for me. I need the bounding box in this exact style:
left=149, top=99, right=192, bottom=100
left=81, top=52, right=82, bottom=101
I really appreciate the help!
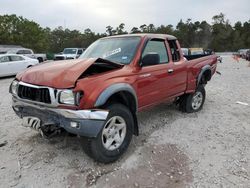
left=10, top=34, right=217, bottom=163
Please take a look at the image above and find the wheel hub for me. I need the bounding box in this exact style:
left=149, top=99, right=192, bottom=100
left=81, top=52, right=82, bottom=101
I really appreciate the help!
left=101, top=116, right=126, bottom=151
left=191, top=91, right=203, bottom=110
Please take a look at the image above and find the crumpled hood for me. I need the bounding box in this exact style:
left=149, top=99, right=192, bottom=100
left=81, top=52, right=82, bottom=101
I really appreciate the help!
left=16, top=58, right=123, bottom=89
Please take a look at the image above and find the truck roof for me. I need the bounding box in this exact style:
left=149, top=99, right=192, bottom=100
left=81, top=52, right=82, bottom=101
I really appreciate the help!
left=104, top=33, right=177, bottom=40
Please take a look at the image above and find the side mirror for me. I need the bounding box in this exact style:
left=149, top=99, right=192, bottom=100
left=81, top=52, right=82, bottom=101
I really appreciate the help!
left=141, top=53, right=160, bottom=66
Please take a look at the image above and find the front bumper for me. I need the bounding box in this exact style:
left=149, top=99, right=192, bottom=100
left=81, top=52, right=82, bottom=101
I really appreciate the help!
left=12, top=97, right=109, bottom=138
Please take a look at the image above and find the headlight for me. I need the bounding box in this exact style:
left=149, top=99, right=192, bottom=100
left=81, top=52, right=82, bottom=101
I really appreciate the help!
left=59, top=90, right=75, bottom=105
left=59, top=90, right=83, bottom=105
left=10, top=80, right=19, bottom=95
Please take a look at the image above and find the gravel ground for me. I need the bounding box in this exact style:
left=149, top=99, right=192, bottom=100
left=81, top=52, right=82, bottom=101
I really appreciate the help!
left=0, top=56, right=250, bottom=188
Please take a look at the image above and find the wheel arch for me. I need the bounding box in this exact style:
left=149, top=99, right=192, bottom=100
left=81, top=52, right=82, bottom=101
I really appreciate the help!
left=197, top=65, right=212, bottom=86
left=37, top=57, right=43, bottom=63
left=94, top=83, right=139, bottom=136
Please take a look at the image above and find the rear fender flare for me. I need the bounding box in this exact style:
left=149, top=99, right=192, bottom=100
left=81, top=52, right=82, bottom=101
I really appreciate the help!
left=197, top=65, right=212, bottom=86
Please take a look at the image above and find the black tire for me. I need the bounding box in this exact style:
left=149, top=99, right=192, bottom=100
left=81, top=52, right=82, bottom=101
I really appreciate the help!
left=180, top=85, right=206, bottom=113
left=37, top=57, right=43, bottom=63
left=82, top=103, right=134, bottom=163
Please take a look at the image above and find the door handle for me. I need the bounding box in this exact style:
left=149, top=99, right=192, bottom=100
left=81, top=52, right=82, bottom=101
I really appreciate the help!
left=168, top=69, right=174, bottom=73
left=139, top=73, right=151, bottom=78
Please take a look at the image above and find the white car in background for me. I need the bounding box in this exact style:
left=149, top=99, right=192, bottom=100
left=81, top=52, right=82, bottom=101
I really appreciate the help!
left=0, top=54, right=39, bottom=77
left=54, top=48, right=84, bottom=60
left=5, top=48, right=47, bottom=63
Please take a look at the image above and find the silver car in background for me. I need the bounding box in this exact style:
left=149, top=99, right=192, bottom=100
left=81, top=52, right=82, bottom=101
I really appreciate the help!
left=54, top=48, right=84, bottom=60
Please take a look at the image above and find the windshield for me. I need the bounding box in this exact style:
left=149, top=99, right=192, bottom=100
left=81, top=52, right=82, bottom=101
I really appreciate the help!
left=63, top=48, right=77, bottom=54
left=80, top=37, right=141, bottom=64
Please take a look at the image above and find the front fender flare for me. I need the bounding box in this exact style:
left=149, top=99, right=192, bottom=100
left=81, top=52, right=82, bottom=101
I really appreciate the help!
left=94, top=83, right=138, bottom=110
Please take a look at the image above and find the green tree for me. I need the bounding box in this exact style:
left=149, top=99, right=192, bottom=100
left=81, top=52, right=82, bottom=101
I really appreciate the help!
left=0, top=14, right=49, bottom=52
left=130, top=27, right=140, bottom=33
left=106, top=26, right=113, bottom=36
left=116, top=23, right=127, bottom=34
left=147, top=24, right=156, bottom=33
left=139, top=24, right=147, bottom=33
left=210, top=13, right=234, bottom=51
left=0, top=13, right=249, bottom=53
left=155, top=25, right=174, bottom=35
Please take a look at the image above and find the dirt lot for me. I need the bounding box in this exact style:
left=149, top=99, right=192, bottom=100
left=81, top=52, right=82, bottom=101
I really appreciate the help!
left=0, top=56, right=250, bottom=188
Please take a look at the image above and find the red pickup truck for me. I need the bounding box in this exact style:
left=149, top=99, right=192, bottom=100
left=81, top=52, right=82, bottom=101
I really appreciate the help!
left=10, top=34, right=217, bottom=163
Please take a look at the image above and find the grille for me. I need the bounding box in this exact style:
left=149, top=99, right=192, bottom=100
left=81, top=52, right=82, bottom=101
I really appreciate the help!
left=18, top=85, right=51, bottom=104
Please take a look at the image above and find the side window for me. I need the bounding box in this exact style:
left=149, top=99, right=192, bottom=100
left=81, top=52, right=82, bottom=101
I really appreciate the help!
left=168, top=40, right=180, bottom=62
left=10, top=56, right=24, bottom=62
left=16, top=50, right=24, bottom=54
left=142, top=40, right=169, bottom=64
left=23, top=50, right=32, bottom=54
left=0, top=56, right=10, bottom=63
left=77, top=49, right=83, bottom=55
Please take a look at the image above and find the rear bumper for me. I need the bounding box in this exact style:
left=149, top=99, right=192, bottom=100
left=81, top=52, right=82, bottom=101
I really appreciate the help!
left=12, top=97, right=109, bottom=138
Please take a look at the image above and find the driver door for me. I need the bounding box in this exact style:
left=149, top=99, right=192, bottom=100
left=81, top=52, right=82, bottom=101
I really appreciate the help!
left=135, top=39, right=174, bottom=108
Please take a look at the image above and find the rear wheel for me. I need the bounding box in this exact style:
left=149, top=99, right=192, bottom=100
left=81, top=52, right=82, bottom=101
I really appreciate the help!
left=83, top=103, right=134, bottom=163
left=180, top=85, right=206, bottom=113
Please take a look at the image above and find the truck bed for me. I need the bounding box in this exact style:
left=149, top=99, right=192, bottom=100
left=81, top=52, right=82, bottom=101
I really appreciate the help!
left=184, top=54, right=211, bottom=61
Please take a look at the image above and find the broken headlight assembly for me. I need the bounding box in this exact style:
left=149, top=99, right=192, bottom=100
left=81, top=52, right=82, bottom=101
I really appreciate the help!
left=58, top=90, right=83, bottom=105
left=10, top=80, right=19, bottom=95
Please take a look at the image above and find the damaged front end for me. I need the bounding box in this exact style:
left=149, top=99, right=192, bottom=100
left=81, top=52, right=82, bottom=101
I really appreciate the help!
left=22, top=116, right=62, bottom=138
left=9, top=58, right=124, bottom=138
left=11, top=85, right=109, bottom=138
left=16, top=57, right=124, bottom=89
left=78, top=58, right=124, bottom=78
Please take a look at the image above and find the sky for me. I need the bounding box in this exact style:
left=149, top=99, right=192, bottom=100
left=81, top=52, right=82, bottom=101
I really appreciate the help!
left=0, top=0, right=249, bottom=33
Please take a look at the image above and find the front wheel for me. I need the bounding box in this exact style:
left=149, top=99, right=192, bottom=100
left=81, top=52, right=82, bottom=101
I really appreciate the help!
left=83, top=103, right=134, bottom=163
left=180, top=85, right=206, bottom=113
